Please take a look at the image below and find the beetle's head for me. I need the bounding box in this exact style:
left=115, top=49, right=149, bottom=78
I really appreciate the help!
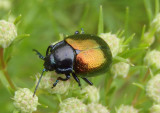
left=44, top=54, right=56, bottom=71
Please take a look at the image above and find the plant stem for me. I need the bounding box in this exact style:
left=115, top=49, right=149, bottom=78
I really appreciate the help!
left=0, top=48, right=16, bottom=90
left=132, top=68, right=149, bottom=106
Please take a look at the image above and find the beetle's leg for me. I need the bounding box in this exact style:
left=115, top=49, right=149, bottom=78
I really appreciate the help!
left=81, top=28, right=84, bottom=34
left=72, top=73, right=81, bottom=87
left=75, top=31, right=79, bottom=35
left=52, top=74, right=70, bottom=88
left=82, top=77, right=93, bottom=85
left=33, top=49, right=45, bottom=60
left=46, top=45, right=54, bottom=56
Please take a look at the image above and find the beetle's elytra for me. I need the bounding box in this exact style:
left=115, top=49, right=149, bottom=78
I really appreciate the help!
left=33, top=30, right=112, bottom=96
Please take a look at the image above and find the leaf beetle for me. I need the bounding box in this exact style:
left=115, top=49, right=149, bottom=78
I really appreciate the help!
left=33, top=29, right=112, bottom=96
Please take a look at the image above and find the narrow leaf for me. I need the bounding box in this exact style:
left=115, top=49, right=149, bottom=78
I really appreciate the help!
left=132, top=82, right=144, bottom=90
left=98, top=5, right=104, bottom=34
left=123, top=33, right=135, bottom=45
left=14, top=14, right=22, bottom=25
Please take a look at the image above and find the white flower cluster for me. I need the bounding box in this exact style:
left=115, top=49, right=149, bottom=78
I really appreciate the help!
left=111, top=62, right=130, bottom=78
left=99, top=33, right=121, bottom=57
left=87, top=103, right=110, bottom=113
left=81, top=85, right=100, bottom=103
left=0, top=20, right=17, bottom=48
left=144, top=50, right=160, bottom=69
left=150, top=104, right=160, bottom=113
left=13, top=88, right=39, bottom=113
left=59, top=98, right=87, bottom=113
left=0, top=0, right=11, bottom=10
left=143, top=32, right=155, bottom=46
left=36, top=72, right=70, bottom=95
left=59, top=97, right=110, bottom=113
left=151, top=13, right=160, bottom=33
left=146, top=74, right=160, bottom=104
left=116, top=105, right=139, bottom=113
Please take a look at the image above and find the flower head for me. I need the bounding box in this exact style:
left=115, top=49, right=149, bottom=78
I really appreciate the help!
left=150, top=104, right=160, bottom=113
left=87, top=103, right=110, bottom=113
left=143, top=32, right=155, bottom=46
left=0, top=0, right=11, bottom=10
left=81, top=85, right=99, bottom=103
left=111, top=62, right=130, bottom=78
left=36, top=72, right=70, bottom=95
left=59, top=97, right=87, bottom=113
left=116, top=105, right=139, bottom=113
left=0, top=20, right=17, bottom=48
left=144, top=50, right=160, bottom=69
left=13, top=88, right=39, bottom=113
left=99, top=33, right=121, bottom=57
left=151, top=13, right=160, bottom=33
left=146, top=74, right=160, bottom=104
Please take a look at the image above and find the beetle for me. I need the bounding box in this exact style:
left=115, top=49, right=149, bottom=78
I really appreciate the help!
left=33, top=29, right=112, bottom=96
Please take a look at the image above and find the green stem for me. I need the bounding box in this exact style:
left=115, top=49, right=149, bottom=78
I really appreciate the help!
left=155, top=0, right=159, bottom=16
left=0, top=48, right=16, bottom=90
left=132, top=68, right=149, bottom=106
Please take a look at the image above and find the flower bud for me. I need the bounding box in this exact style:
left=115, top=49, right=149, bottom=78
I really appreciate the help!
left=81, top=85, right=99, bottom=103
left=146, top=74, right=160, bottom=104
left=151, top=13, right=160, bottom=33
left=13, top=88, right=39, bottom=113
left=87, top=103, right=110, bottom=113
left=59, top=97, right=87, bottom=113
left=116, top=105, right=139, bottom=113
left=111, top=62, right=130, bottom=78
left=99, top=33, right=121, bottom=57
left=143, top=32, right=155, bottom=46
left=0, top=0, right=11, bottom=10
left=150, top=104, right=160, bottom=113
left=144, top=50, right=160, bottom=69
left=0, top=20, right=17, bottom=48
left=36, top=72, right=70, bottom=95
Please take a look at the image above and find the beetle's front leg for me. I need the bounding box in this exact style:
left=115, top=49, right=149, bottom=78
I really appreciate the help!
left=46, top=45, right=54, bottom=56
left=52, top=74, right=70, bottom=88
left=33, top=49, right=45, bottom=60
left=72, top=73, right=81, bottom=87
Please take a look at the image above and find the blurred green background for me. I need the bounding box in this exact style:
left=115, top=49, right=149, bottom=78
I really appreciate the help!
left=0, top=0, right=156, bottom=112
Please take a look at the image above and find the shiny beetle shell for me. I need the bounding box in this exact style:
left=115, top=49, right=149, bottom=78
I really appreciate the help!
left=65, top=34, right=112, bottom=77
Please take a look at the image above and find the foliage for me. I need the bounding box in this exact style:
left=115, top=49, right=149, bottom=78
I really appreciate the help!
left=0, top=0, right=159, bottom=113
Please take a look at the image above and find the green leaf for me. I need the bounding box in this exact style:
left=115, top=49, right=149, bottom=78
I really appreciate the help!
left=3, top=46, right=13, bottom=63
left=11, top=34, right=30, bottom=46
left=14, top=14, right=22, bottom=25
left=143, top=0, right=153, bottom=23
left=140, top=25, right=146, bottom=41
left=155, top=0, right=159, bottom=17
left=98, top=5, right=103, bottom=34
left=132, top=82, right=144, bottom=90
left=113, top=56, right=134, bottom=66
left=120, top=47, right=147, bottom=58
left=13, top=109, right=19, bottom=113
left=130, top=65, right=148, bottom=72
left=117, top=30, right=125, bottom=38
left=107, top=86, right=116, bottom=96
left=125, top=7, right=129, bottom=37
left=123, top=33, right=135, bottom=45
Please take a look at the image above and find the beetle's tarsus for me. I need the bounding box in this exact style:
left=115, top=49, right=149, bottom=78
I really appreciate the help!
left=82, top=77, right=93, bottom=85
left=52, top=74, right=70, bottom=88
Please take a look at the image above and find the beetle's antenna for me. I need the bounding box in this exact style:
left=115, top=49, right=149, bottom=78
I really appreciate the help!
left=33, top=49, right=45, bottom=60
left=33, top=69, right=46, bottom=97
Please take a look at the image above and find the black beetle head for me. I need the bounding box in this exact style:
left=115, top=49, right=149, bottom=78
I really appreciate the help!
left=44, top=54, right=55, bottom=71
